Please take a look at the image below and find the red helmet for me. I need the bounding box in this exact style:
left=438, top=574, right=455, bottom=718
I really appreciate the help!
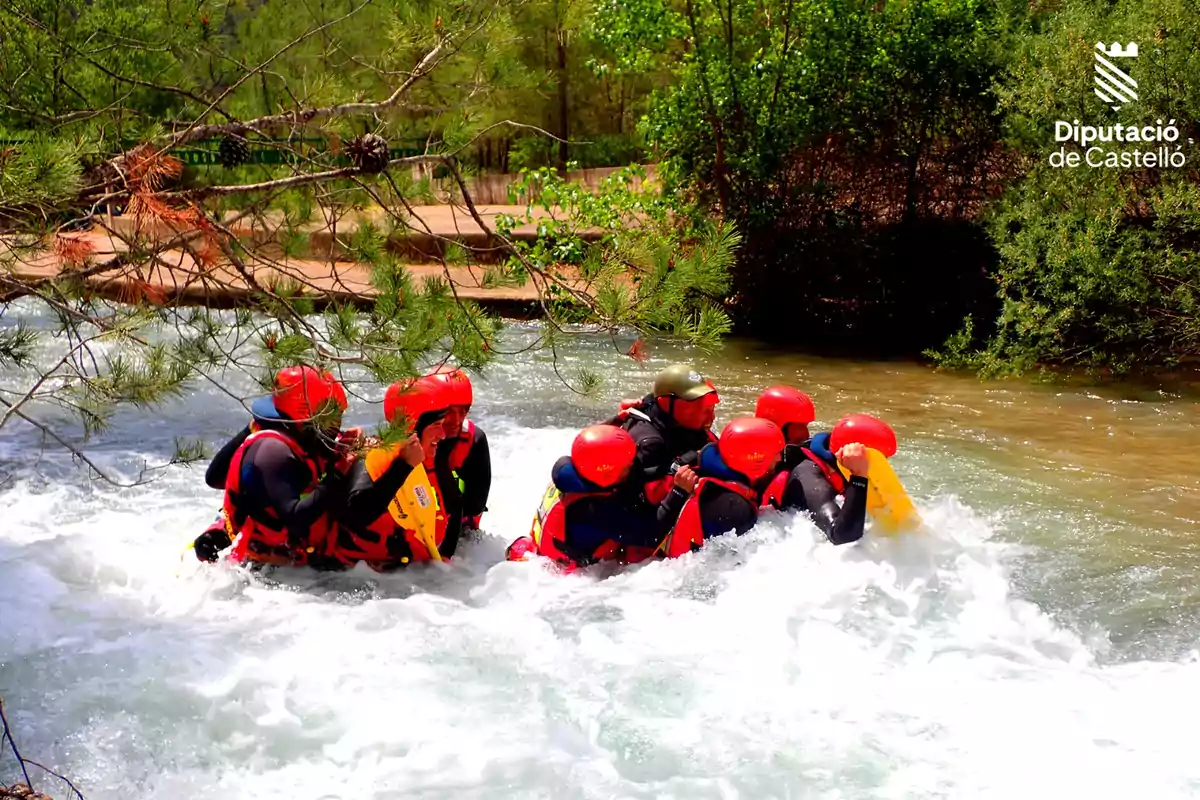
left=571, top=425, right=637, bottom=488
left=755, top=385, right=815, bottom=428
left=830, top=413, right=897, bottom=458
left=429, top=366, right=473, bottom=407
left=272, top=365, right=347, bottom=423
left=718, top=417, right=785, bottom=482
left=384, top=376, right=450, bottom=434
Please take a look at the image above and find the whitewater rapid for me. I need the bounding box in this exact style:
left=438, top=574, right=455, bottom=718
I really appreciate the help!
left=3, top=325, right=1200, bottom=799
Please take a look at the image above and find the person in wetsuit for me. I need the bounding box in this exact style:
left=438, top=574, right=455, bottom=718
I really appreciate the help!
left=666, top=416, right=873, bottom=551
left=755, top=385, right=819, bottom=471
left=193, top=366, right=353, bottom=566
left=660, top=417, right=787, bottom=553
left=753, top=385, right=870, bottom=545
left=429, top=367, right=491, bottom=554
left=604, top=363, right=721, bottom=514
left=333, top=375, right=452, bottom=570
left=506, top=425, right=699, bottom=567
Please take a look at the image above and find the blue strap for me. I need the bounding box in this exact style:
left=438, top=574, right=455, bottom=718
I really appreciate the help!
left=809, top=432, right=834, bottom=462
left=699, top=443, right=741, bottom=482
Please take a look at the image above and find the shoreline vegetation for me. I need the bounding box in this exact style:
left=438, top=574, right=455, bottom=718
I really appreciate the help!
left=0, top=0, right=1197, bottom=385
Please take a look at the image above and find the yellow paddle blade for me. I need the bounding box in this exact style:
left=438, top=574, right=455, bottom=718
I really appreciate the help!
left=363, top=447, right=444, bottom=561
left=397, top=463, right=443, bottom=561
left=839, top=447, right=921, bottom=535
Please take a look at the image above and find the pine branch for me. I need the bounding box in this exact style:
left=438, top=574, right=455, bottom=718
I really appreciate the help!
left=165, top=37, right=449, bottom=147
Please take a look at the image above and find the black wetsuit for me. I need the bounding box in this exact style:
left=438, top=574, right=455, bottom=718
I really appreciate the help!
left=193, top=428, right=346, bottom=563
left=605, top=396, right=714, bottom=517
left=778, top=462, right=869, bottom=545
left=205, top=424, right=252, bottom=489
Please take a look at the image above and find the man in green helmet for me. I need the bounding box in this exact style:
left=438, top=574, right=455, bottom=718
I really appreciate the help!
left=603, top=363, right=721, bottom=512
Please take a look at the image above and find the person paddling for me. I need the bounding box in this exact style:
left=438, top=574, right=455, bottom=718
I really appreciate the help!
left=429, top=367, right=492, bottom=554
left=194, top=366, right=353, bottom=567
left=333, top=376, right=451, bottom=571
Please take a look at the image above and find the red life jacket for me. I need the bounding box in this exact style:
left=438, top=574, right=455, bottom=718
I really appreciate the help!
left=760, top=469, right=790, bottom=510
left=223, top=429, right=332, bottom=566
left=447, top=419, right=484, bottom=529
left=801, top=446, right=846, bottom=494
left=446, top=419, right=476, bottom=471
left=333, top=454, right=449, bottom=569
left=527, top=484, right=657, bottom=570
left=757, top=446, right=849, bottom=512
left=661, top=476, right=760, bottom=558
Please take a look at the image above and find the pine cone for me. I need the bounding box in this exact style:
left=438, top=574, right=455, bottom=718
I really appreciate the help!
left=345, top=133, right=390, bottom=174
left=218, top=134, right=250, bottom=168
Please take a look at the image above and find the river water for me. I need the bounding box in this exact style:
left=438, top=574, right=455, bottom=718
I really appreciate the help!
left=2, top=311, right=1200, bottom=799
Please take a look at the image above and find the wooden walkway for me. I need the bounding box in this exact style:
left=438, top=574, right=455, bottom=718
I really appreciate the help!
left=3, top=206, right=598, bottom=315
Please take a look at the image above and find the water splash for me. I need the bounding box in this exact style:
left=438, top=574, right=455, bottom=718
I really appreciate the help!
left=4, top=319, right=1200, bottom=798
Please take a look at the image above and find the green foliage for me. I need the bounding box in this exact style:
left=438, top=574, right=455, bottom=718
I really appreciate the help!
left=927, top=0, right=1200, bottom=376
left=492, top=163, right=735, bottom=347
left=0, top=321, right=37, bottom=367
left=0, top=136, right=84, bottom=217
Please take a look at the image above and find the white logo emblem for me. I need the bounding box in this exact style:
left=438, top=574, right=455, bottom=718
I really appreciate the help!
left=1094, top=42, right=1138, bottom=111
left=688, top=371, right=703, bottom=383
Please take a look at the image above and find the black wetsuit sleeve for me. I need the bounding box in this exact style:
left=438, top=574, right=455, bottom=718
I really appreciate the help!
left=781, top=461, right=869, bottom=545
left=629, top=428, right=667, bottom=482
left=247, top=437, right=348, bottom=547
left=339, top=455, right=416, bottom=531
left=654, top=488, right=690, bottom=537
left=205, top=425, right=251, bottom=489
left=459, top=428, right=491, bottom=518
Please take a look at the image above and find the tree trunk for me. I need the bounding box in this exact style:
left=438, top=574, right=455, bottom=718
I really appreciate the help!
left=555, top=28, right=569, bottom=175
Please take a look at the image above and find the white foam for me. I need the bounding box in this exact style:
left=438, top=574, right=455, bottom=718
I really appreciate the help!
left=3, top=318, right=1200, bottom=799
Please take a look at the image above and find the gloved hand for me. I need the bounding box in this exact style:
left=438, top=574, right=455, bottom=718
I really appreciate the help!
left=194, top=529, right=231, bottom=562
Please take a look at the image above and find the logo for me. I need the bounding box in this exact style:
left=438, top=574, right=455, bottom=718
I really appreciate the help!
left=414, top=485, right=431, bottom=507
left=1047, top=38, right=1191, bottom=170
left=1094, top=41, right=1138, bottom=111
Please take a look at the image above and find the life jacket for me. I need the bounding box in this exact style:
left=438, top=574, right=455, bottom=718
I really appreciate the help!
left=223, top=429, right=332, bottom=566
left=528, top=460, right=659, bottom=570
left=335, top=454, right=449, bottom=569
left=802, top=432, right=847, bottom=494
left=759, top=433, right=846, bottom=510
left=606, top=400, right=718, bottom=506
left=447, top=419, right=482, bottom=529
left=760, top=469, right=790, bottom=510
left=446, top=419, right=476, bottom=472
left=660, top=444, right=759, bottom=558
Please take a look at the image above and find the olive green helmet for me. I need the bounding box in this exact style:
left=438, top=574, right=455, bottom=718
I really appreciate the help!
left=653, top=363, right=717, bottom=401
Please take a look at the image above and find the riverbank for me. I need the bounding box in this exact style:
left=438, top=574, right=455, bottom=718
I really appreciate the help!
left=1, top=205, right=601, bottom=317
